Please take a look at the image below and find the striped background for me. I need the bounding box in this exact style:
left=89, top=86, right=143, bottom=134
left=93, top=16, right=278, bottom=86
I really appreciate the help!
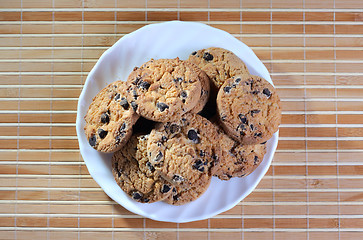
left=1, top=0, right=363, bottom=239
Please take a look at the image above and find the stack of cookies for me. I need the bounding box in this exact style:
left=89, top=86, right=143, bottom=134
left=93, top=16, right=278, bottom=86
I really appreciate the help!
left=84, top=47, right=281, bottom=205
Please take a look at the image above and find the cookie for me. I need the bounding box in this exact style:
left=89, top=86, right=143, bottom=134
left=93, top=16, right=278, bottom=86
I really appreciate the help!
left=84, top=81, right=139, bottom=152
left=217, top=74, right=281, bottom=145
left=213, top=127, right=267, bottom=180
left=112, top=134, right=173, bottom=203
left=188, top=63, right=210, bottom=114
left=164, top=178, right=211, bottom=206
left=188, top=47, right=249, bottom=90
left=147, top=113, right=222, bottom=189
left=125, top=58, right=202, bottom=122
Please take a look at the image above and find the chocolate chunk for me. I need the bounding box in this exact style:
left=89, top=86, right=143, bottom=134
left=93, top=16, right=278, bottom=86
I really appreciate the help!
left=161, top=184, right=171, bottom=193
left=180, top=91, right=187, bottom=99
left=132, top=191, right=142, bottom=200
left=89, top=134, right=96, bottom=147
left=263, top=88, right=271, bottom=98
left=169, top=123, right=180, bottom=134
left=120, top=97, right=129, bottom=110
left=203, top=52, right=213, bottom=61
left=223, top=86, right=232, bottom=93
left=98, top=129, right=108, bottom=139
left=131, top=101, right=138, bottom=111
left=120, top=122, right=126, bottom=131
left=154, top=151, right=163, bottom=162
left=161, top=136, right=168, bottom=142
left=156, top=102, right=169, bottom=112
left=238, top=114, right=247, bottom=124
left=100, top=112, right=110, bottom=124
left=254, top=156, right=259, bottom=165
left=187, top=129, right=200, bottom=143
left=138, top=80, right=150, bottom=90
left=254, top=132, right=262, bottom=137
left=146, top=161, right=155, bottom=172
left=172, top=175, right=183, bottom=183
left=250, top=109, right=261, bottom=117
left=192, top=159, right=205, bottom=172
left=114, top=93, right=120, bottom=101
left=191, top=51, right=197, bottom=55
left=173, top=77, right=183, bottom=83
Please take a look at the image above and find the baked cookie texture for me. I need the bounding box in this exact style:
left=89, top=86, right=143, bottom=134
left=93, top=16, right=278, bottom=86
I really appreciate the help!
left=125, top=58, right=202, bottom=122
left=112, top=134, right=173, bottom=203
left=187, top=47, right=250, bottom=90
left=147, top=113, right=222, bottom=189
left=188, top=63, right=210, bottom=114
left=164, top=179, right=211, bottom=206
left=84, top=81, right=139, bottom=152
left=217, top=74, right=281, bottom=145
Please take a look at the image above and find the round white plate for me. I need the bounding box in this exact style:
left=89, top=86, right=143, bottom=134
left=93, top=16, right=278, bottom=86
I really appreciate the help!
left=76, top=21, right=278, bottom=223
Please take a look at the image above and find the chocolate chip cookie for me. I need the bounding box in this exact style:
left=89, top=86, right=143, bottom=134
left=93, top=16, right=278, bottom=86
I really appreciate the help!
left=125, top=58, right=202, bottom=122
left=84, top=81, right=139, bottom=152
left=188, top=47, right=249, bottom=90
left=217, top=74, right=281, bottom=145
left=213, top=127, right=267, bottom=180
left=147, top=113, right=221, bottom=189
left=112, top=134, right=173, bottom=203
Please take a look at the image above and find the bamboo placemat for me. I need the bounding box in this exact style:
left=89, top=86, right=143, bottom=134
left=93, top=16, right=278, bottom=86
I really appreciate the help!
left=1, top=0, right=363, bottom=239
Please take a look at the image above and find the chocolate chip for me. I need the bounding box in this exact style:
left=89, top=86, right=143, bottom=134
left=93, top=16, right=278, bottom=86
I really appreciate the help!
left=192, top=159, right=205, bottom=172
left=169, top=123, right=180, bottom=134
left=120, top=97, right=129, bottom=110
left=254, top=156, right=259, bottom=165
left=250, top=124, right=254, bottom=130
left=117, top=170, right=121, bottom=178
left=261, top=141, right=267, bottom=144
left=223, top=86, right=232, bottom=93
left=120, top=122, right=126, bottom=131
left=237, top=124, right=246, bottom=131
left=187, top=129, right=200, bottom=143
left=154, top=151, right=163, bottom=162
left=251, top=90, right=260, bottom=95
left=227, top=174, right=233, bottom=179
left=131, top=101, right=138, bottom=111
left=89, top=134, right=96, bottom=147
left=143, top=198, right=150, bottom=203
left=132, top=90, right=138, bottom=99
left=173, top=194, right=179, bottom=201
left=161, top=184, right=171, bottom=193
left=191, top=51, right=197, bottom=55
left=254, top=132, right=262, bottom=137
left=114, top=93, right=120, bottom=101
left=98, top=129, right=108, bottom=139
left=101, top=112, right=110, bottom=124
left=138, top=80, right=150, bottom=90
left=146, top=161, right=155, bottom=172
left=132, top=191, right=142, bottom=200
left=235, top=78, right=241, bottom=83
left=250, top=109, right=261, bottom=117
left=221, top=115, right=227, bottom=121
left=156, top=102, right=169, bottom=112
left=263, top=88, right=271, bottom=98
left=173, top=77, right=183, bottom=83
left=203, top=52, right=213, bottom=61
left=199, top=150, right=205, bottom=157
left=238, top=114, right=247, bottom=124
left=172, top=175, right=183, bottom=182
left=180, top=91, right=187, bottom=99
left=159, top=136, right=167, bottom=144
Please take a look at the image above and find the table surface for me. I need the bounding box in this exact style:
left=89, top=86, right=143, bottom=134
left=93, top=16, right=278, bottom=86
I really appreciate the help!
left=1, top=0, right=363, bottom=239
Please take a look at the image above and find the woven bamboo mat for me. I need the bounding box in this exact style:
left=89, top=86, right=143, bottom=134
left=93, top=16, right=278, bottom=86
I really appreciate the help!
left=1, top=0, right=363, bottom=239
